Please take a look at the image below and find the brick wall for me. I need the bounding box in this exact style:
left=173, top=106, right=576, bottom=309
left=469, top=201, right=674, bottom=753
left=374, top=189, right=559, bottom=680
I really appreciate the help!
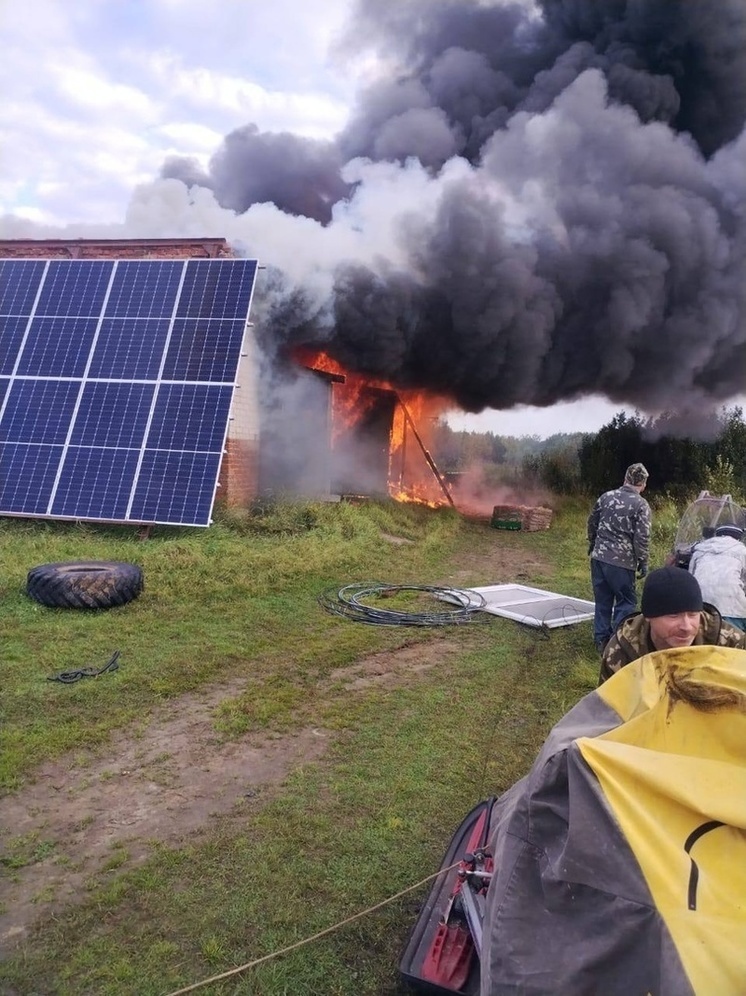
left=0, top=238, right=233, bottom=259
left=219, top=438, right=260, bottom=508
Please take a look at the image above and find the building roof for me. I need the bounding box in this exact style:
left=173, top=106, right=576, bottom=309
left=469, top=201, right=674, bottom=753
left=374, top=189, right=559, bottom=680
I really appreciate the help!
left=0, top=237, right=234, bottom=259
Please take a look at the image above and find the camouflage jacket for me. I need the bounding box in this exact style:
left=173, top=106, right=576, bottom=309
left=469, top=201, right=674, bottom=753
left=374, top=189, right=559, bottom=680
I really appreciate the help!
left=587, top=484, right=651, bottom=572
left=599, top=604, right=746, bottom=684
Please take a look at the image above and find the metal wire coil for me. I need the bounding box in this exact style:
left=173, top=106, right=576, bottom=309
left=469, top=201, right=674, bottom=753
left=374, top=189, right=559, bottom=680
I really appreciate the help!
left=319, top=582, right=487, bottom=626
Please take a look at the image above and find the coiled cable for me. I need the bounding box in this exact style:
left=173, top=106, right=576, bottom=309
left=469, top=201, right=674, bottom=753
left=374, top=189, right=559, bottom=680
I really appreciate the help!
left=319, top=582, right=486, bottom=626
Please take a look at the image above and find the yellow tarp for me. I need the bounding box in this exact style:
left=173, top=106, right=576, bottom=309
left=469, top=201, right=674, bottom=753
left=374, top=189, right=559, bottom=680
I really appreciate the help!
left=588, top=646, right=746, bottom=995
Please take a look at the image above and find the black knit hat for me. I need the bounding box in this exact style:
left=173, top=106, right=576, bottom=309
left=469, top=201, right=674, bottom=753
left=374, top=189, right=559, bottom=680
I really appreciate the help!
left=641, top=567, right=703, bottom=618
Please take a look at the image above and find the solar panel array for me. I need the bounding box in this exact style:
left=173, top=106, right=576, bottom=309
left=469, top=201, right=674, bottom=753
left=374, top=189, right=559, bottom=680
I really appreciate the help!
left=0, top=257, right=258, bottom=526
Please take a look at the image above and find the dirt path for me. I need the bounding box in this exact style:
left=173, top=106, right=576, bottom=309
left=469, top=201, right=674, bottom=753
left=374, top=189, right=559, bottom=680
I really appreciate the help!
left=0, top=686, right=329, bottom=952
left=0, top=535, right=550, bottom=954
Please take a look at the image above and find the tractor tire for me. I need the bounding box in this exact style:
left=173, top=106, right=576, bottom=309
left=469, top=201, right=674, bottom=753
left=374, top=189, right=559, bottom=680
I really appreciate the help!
left=26, top=561, right=144, bottom=609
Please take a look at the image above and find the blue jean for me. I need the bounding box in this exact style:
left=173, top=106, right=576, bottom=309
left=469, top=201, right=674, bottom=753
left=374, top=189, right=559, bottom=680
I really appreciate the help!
left=590, top=558, right=637, bottom=649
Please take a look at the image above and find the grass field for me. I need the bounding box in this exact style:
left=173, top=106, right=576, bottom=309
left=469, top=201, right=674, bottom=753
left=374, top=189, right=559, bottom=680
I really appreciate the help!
left=0, top=496, right=679, bottom=995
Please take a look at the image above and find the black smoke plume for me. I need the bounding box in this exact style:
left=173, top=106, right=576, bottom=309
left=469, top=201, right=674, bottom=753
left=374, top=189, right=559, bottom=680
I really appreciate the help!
left=179, top=0, right=746, bottom=415
left=162, top=124, right=351, bottom=224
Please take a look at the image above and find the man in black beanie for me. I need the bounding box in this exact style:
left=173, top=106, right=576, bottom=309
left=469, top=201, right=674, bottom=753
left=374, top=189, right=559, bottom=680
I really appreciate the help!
left=599, top=566, right=746, bottom=683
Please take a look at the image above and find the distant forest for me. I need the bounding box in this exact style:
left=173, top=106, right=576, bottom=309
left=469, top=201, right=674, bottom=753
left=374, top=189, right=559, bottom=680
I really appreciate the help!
left=432, top=406, right=746, bottom=501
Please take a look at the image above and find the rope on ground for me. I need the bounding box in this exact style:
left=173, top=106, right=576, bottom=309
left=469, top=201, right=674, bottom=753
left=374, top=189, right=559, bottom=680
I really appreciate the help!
left=318, top=582, right=487, bottom=626
left=161, top=861, right=461, bottom=996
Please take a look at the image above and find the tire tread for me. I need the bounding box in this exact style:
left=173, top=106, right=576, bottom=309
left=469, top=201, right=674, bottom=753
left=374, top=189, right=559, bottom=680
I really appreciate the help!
left=27, top=561, right=143, bottom=609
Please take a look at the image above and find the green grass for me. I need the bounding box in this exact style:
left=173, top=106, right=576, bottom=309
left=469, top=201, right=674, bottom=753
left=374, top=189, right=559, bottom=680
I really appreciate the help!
left=0, top=833, right=57, bottom=870
left=0, top=496, right=679, bottom=995
left=0, top=500, right=471, bottom=790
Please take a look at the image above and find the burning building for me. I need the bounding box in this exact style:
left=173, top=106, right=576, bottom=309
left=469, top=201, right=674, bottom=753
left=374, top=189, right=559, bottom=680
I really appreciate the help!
left=261, top=348, right=454, bottom=505
left=0, top=238, right=456, bottom=513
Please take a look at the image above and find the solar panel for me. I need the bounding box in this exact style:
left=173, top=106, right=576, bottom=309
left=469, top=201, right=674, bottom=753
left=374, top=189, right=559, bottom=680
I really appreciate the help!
left=0, top=257, right=258, bottom=526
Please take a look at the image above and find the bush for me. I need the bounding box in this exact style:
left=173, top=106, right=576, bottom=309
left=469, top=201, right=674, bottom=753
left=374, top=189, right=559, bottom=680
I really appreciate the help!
left=215, top=497, right=322, bottom=535
left=702, top=456, right=744, bottom=504
left=523, top=449, right=580, bottom=495
left=648, top=493, right=684, bottom=563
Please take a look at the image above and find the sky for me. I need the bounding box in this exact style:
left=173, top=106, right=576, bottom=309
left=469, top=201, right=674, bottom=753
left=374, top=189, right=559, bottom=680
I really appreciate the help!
left=0, top=0, right=356, bottom=226
left=446, top=396, right=627, bottom=438
left=1, top=0, right=743, bottom=439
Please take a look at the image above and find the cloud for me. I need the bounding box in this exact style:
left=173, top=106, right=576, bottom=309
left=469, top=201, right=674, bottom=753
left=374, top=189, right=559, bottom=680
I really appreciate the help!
left=0, top=0, right=358, bottom=222
left=54, top=66, right=155, bottom=119
left=140, top=53, right=349, bottom=137
left=155, top=121, right=224, bottom=152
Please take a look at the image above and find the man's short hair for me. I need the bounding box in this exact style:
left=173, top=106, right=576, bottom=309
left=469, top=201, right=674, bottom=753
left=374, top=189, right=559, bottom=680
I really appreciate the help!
left=624, top=462, right=649, bottom=486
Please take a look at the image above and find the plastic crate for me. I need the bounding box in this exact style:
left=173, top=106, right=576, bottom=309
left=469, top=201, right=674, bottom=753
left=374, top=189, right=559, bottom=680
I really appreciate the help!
left=491, top=518, right=522, bottom=530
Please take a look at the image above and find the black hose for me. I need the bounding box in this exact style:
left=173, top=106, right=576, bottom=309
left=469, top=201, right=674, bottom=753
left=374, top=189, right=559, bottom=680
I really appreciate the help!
left=319, top=583, right=487, bottom=626
left=47, top=650, right=121, bottom=683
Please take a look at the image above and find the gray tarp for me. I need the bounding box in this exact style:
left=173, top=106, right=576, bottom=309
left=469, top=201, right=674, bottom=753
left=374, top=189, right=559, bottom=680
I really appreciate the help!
left=481, top=645, right=746, bottom=995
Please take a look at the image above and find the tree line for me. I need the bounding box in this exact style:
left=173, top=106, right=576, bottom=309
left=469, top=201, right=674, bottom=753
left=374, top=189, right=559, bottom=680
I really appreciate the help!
left=434, top=406, right=746, bottom=502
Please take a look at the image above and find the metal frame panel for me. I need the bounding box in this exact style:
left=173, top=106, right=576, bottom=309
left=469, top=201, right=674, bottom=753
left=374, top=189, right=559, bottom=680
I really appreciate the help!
left=460, top=583, right=595, bottom=629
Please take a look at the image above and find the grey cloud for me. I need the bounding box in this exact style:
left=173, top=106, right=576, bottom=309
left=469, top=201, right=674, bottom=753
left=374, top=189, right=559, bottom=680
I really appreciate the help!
left=536, top=0, right=746, bottom=155
left=372, top=106, right=458, bottom=165
left=167, top=123, right=351, bottom=224
left=283, top=67, right=744, bottom=414
left=160, top=0, right=746, bottom=419
left=340, top=0, right=746, bottom=160
left=161, top=155, right=212, bottom=190
left=338, top=77, right=436, bottom=161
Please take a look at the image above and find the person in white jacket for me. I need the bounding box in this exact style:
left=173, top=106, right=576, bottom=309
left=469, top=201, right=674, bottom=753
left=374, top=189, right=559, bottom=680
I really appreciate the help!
left=689, top=523, right=746, bottom=631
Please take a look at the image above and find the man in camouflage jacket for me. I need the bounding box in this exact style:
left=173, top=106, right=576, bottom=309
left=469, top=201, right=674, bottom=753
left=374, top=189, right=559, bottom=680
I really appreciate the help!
left=599, top=565, right=746, bottom=683
left=587, top=462, right=651, bottom=651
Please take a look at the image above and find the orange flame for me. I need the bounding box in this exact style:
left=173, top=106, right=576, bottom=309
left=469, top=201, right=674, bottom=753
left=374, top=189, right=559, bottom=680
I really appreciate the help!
left=292, top=347, right=452, bottom=507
